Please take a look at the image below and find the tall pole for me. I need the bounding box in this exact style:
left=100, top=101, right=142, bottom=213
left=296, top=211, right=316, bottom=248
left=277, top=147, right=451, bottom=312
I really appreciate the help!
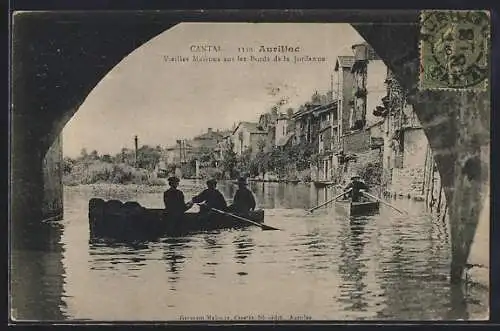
left=134, top=135, right=138, bottom=168
left=182, top=139, right=186, bottom=162
left=177, top=139, right=182, bottom=164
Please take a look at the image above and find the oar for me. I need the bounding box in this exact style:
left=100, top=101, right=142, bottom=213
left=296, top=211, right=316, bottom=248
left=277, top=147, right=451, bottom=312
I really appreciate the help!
left=195, top=203, right=280, bottom=231
left=361, top=191, right=409, bottom=215
left=307, top=188, right=352, bottom=213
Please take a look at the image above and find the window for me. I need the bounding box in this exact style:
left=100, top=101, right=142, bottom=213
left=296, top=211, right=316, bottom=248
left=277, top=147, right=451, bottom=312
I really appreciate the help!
left=368, top=47, right=379, bottom=60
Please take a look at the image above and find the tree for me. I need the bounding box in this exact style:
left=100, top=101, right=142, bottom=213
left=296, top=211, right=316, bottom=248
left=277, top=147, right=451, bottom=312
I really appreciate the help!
left=79, top=148, right=88, bottom=160
left=238, top=131, right=244, bottom=154
left=63, top=157, right=74, bottom=175
left=257, top=138, right=266, bottom=153
left=221, top=140, right=237, bottom=179
left=269, top=147, right=288, bottom=176
left=101, top=154, right=113, bottom=163
left=251, top=150, right=270, bottom=177
left=198, top=146, right=215, bottom=166
left=136, top=145, right=162, bottom=171
left=89, top=150, right=99, bottom=160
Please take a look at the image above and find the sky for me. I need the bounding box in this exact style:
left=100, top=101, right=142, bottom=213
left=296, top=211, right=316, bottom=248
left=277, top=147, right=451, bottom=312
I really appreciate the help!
left=63, top=23, right=364, bottom=158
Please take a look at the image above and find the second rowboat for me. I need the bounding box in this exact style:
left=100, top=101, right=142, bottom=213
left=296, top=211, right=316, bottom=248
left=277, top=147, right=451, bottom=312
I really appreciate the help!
left=335, top=200, right=380, bottom=216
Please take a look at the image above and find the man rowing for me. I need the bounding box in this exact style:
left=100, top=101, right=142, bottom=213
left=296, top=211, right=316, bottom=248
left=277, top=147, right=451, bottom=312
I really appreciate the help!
left=343, top=174, right=369, bottom=202
left=228, top=177, right=256, bottom=215
left=163, top=176, right=193, bottom=217
left=190, top=179, right=227, bottom=214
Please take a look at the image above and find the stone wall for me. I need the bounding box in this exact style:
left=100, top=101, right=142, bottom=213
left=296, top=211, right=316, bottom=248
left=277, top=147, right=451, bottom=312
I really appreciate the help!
left=41, top=134, right=64, bottom=221
left=391, top=127, right=427, bottom=196
left=402, top=128, right=426, bottom=169
left=391, top=166, right=425, bottom=197
left=342, top=129, right=371, bottom=154
left=341, top=149, right=382, bottom=185
left=388, top=127, right=445, bottom=207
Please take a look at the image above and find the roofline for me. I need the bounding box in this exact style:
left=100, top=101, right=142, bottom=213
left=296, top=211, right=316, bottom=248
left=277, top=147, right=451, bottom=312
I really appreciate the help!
left=334, top=56, right=355, bottom=71
left=232, top=121, right=267, bottom=135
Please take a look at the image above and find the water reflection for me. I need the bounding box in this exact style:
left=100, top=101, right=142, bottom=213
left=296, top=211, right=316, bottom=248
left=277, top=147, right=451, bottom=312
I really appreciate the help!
left=233, top=232, right=255, bottom=266
left=88, top=240, right=150, bottom=277
left=375, top=211, right=455, bottom=320
left=10, top=182, right=488, bottom=321
left=295, top=228, right=332, bottom=272
left=10, top=221, right=68, bottom=321
left=200, top=234, right=223, bottom=278
left=162, top=237, right=191, bottom=290
left=338, top=217, right=369, bottom=312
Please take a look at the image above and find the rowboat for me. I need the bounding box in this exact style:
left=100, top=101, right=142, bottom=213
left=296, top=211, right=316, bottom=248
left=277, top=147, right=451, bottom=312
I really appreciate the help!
left=335, top=199, right=380, bottom=216
left=88, top=198, right=265, bottom=240
left=313, top=180, right=335, bottom=188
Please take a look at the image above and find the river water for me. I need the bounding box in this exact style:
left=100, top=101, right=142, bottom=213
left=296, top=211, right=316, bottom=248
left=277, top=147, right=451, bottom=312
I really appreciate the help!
left=11, top=180, right=488, bottom=321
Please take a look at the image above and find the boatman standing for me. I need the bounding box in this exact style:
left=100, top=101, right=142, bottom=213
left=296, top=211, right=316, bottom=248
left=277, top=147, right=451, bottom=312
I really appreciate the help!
left=164, top=176, right=193, bottom=217
left=343, top=174, right=369, bottom=202
left=228, top=177, right=256, bottom=215
left=190, top=179, right=227, bottom=214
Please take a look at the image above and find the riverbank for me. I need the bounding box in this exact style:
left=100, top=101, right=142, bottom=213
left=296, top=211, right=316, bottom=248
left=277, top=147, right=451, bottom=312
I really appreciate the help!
left=64, top=183, right=169, bottom=194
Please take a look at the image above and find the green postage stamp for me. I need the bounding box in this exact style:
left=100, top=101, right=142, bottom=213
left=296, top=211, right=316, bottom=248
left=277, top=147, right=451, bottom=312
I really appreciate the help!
left=419, top=10, right=490, bottom=90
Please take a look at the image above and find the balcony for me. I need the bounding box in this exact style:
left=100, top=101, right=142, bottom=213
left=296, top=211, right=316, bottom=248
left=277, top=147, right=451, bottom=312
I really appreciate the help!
left=320, top=120, right=331, bottom=131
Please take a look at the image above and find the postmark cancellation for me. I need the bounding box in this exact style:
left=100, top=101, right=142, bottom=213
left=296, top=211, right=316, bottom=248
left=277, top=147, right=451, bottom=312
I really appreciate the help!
left=419, top=10, right=490, bottom=91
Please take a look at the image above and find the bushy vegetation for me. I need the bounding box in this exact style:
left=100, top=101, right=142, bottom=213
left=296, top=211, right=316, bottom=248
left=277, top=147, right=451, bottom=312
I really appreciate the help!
left=63, top=146, right=165, bottom=186
left=359, top=162, right=382, bottom=186
left=232, top=141, right=317, bottom=180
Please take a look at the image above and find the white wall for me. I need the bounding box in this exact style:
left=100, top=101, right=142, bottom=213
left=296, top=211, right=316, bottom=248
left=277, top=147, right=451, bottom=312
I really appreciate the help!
left=366, top=60, right=387, bottom=127
left=275, top=119, right=288, bottom=146
left=232, top=126, right=253, bottom=156
left=403, top=128, right=428, bottom=169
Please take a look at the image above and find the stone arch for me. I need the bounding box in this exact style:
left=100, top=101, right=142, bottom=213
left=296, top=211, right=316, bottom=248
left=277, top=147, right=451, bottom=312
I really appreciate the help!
left=12, top=11, right=489, bottom=282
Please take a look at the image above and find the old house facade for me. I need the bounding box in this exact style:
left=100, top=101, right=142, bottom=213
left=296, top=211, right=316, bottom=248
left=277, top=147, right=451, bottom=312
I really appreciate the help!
left=275, top=113, right=294, bottom=149
left=231, top=122, right=267, bottom=157
left=375, top=68, right=443, bottom=202
left=333, top=44, right=388, bottom=184
left=334, top=55, right=355, bottom=143
left=316, top=102, right=337, bottom=180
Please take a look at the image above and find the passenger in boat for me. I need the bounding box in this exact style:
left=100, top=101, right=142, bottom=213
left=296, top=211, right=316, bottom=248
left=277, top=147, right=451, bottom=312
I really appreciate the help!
left=228, top=177, right=256, bottom=215
left=343, top=175, right=369, bottom=202
left=164, top=176, right=193, bottom=216
left=190, top=179, right=227, bottom=213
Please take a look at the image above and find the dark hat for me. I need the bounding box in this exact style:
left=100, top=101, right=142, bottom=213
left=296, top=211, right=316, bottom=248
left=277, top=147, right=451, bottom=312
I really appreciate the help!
left=168, top=176, right=180, bottom=184
left=206, top=179, right=217, bottom=186
left=237, top=177, right=248, bottom=185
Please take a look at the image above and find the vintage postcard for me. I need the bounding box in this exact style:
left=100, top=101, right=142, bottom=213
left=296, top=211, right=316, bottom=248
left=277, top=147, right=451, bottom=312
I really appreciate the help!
left=9, top=10, right=490, bottom=322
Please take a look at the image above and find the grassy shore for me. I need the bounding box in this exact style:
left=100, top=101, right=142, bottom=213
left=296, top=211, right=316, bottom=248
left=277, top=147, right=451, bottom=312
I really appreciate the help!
left=64, top=182, right=169, bottom=194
